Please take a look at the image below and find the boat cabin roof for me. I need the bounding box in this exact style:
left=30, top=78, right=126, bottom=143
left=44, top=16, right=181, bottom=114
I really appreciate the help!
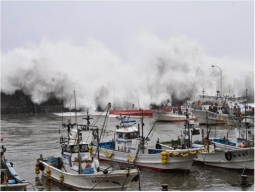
left=116, top=127, right=138, bottom=133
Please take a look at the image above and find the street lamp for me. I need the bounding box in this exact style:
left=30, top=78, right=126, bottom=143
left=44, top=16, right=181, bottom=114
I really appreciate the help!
left=212, top=65, right=222, bottom=94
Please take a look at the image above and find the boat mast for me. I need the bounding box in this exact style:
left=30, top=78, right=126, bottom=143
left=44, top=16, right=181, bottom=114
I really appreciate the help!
left=74, top=84, right=77, bottom=125
left=127, top=104, right=135, bottom=121
left=245, top=89, right=248, bottom=143
left=73, top=86, right=81, bottom=174
left=141, top=110, right=144, bottom=154
left=96, top=103, right=111, bottom=157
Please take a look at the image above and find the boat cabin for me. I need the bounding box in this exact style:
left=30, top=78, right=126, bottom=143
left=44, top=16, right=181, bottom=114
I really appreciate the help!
left=115, top=126, right=140, bottom=153
left=113, top=120, right=141, bottom=153
left=180, top=120, right=202, bottom=145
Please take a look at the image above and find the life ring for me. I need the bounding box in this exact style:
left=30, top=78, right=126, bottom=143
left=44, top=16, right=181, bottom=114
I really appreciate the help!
left=225, top=151, right=232, bottom=161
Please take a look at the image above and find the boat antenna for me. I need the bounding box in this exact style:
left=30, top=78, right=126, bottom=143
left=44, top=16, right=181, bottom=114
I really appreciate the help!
left=202, top=88, right=205, bottom=105
left=61, top=98, right=63, bottom=126
left=245, top=89, right=248, bottom=142
left=136, top=90, right=140, bottom=109
left=127, top=104, right=135, bottom=121
left=74, top=84, right=77, bottom=125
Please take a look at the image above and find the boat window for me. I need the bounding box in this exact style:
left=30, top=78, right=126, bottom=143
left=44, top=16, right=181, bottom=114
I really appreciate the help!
left=192, top=129, right=200, bottom=135
left=73, top=145, right=78, bottom=153
left=130, top=132, right=139, bottom=138
left=71, top=146, right=76, bottom=153
left=66, top=145, right=71, bottom=152
left=80, top=144, right=88, bottom=152
left=125, top=133, right=130, bottom=139
left=65, top=145, right=75, bottom=153
left=118, top=133, right=123, bottom=138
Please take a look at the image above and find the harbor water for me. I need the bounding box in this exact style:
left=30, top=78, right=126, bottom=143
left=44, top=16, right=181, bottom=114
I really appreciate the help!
left=1, top=113, right=254, bottom=191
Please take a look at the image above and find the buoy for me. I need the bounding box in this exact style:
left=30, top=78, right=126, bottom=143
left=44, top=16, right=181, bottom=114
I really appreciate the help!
left=35, top=162, right=40, bottom=175
left=46, top=168, right=51, bottom=180
left=59, top=173, right=64, bottom=184
left=161, top=151, right=168, bottom=165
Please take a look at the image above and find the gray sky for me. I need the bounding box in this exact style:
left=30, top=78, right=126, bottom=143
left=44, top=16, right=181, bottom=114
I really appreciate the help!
left=1, top=0, right=254, bottom=108
left=2, top=0, right=254, bottom=59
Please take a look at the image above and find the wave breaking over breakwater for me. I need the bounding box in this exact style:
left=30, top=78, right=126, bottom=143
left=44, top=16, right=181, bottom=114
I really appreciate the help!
left=1, top=34, right=254, bottom=111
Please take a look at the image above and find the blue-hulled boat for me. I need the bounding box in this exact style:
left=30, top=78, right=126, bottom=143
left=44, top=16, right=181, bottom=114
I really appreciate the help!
left=1, top=137, right=29, bottom=191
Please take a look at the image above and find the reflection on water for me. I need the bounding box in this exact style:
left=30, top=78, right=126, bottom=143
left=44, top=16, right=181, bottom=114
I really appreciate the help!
left=1, top=113, right=254, bottom=191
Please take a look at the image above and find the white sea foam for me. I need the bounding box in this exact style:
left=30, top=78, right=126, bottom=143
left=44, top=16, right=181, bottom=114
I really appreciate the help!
left=1, top=34, right=254, bottom=111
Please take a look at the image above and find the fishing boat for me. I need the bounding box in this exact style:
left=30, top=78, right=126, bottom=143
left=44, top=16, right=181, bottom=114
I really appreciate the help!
left=91, top=100, right=200, bottom=172
left=151, top=101, right=197, bottom=123
left=193, top=113, right=254, bottom=171
left=192, top=89, right=247, bottom=125
left=194, top=146, right=254, bottom=170
left=35, top=104, right=139, bottom=191
left=210, top=126, right=254, bottom=150
left=158, top=116, right=254, bottom=171
left=152, top=108, right=197, bottom=122
left=1, top=137, right=29, bottom=191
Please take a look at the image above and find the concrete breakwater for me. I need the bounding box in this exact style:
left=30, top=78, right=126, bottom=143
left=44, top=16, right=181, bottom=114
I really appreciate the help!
left=1, top=90, right=68, bottom=114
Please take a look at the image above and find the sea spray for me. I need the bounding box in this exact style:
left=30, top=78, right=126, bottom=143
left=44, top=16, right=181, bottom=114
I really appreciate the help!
left=1, top=35, right=254, bottom=110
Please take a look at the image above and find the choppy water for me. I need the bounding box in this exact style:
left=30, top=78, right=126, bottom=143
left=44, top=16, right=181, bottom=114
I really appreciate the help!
left=1, top=113, right=254, bottom=191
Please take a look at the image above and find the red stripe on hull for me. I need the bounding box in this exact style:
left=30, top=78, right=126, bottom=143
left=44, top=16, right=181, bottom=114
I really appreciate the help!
left=109, top=110, right=153, bottom=117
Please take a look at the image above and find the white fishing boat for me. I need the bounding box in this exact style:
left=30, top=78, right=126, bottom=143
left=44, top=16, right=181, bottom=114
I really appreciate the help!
left=36, top=104, right=139, bottom=191
left=90, top=100, right=200, bottom=172
left=152, top=109, right=197, bottom=122
left=92, top=125, right=199, bottom=171
left=1, top=137, right=29, bottom=191
left=192, top=108, right=228, bottom=125
left=193, top=90, right=247, bottom=125
left=210, top=126, right=254, bottom=150
left=194, top=147, right=254, bottom=170
left=158, top=118, right=254, bottom=171
left=193, top=117, right=254, bottom=171
left=152, top=101, right=197, bottom=122
left=36, top=128, right=139, bottom=191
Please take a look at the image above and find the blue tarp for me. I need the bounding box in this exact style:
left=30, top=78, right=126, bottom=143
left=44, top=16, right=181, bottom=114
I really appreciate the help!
left=83, top=167, right=94, bottom=174
left=121, top=120, right=136, bottom=123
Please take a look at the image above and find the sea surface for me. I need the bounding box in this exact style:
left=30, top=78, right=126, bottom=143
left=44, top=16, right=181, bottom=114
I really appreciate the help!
left=1, top=113, right=254, bottom=191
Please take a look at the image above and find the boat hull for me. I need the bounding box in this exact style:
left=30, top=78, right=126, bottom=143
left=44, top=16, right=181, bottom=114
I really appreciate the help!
left=192, top=110, right=228, bottom=125
left=109, top=110, right=153, bottom=118
left=153, top=111, right=197, bottom=122
left=38, top=160, right=138, bottom=191
left=0, top=183, right=28, bottom=191
left=194, top=147, right=254, bottom=170
left=93, top=146, right=197, bottom=171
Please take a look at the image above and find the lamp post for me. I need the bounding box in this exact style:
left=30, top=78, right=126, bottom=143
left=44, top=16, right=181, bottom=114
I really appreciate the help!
left=212, top=65, right=222, bottom=94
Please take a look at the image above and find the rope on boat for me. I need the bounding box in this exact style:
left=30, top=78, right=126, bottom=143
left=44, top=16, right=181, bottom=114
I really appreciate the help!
left=127, top=154, right=134, bottom=163
left=121, top=168, right=131, bottom=191
left=104, top=149, right=114, bottom=158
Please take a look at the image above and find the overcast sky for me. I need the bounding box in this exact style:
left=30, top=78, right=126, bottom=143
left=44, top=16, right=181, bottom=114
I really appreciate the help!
left=1, top=0, right=254, bottom=108
left=2, top=0, right=254, bottom=59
